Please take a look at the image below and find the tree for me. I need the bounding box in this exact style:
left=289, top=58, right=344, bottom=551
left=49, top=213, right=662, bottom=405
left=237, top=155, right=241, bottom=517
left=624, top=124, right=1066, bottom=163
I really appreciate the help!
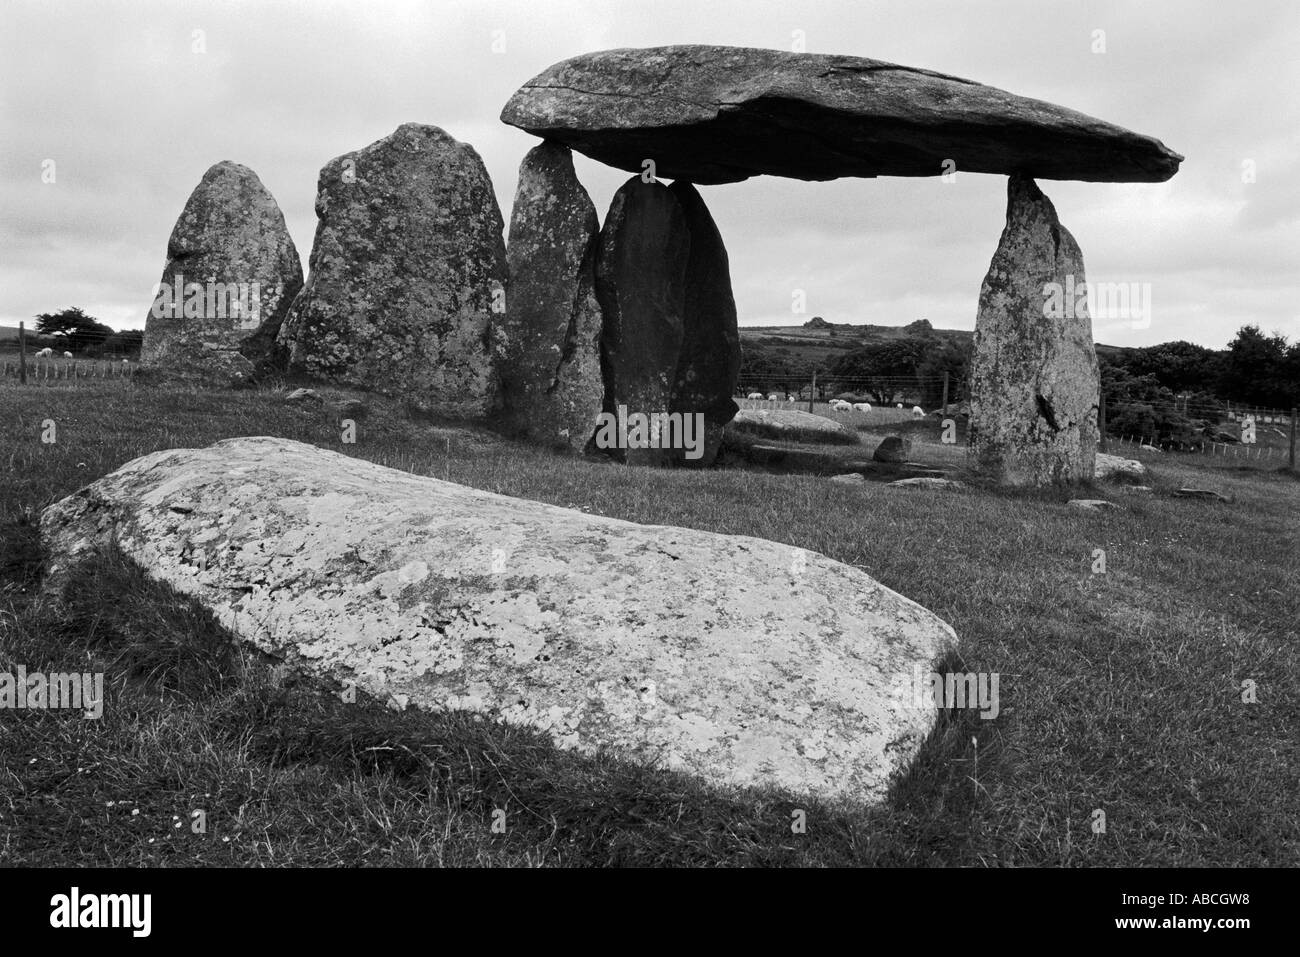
left=1218, top=325, right=1299, bottom=408
left=34, top=307, right=114, bottom=353
left=830, top=337, right=928, bottom=404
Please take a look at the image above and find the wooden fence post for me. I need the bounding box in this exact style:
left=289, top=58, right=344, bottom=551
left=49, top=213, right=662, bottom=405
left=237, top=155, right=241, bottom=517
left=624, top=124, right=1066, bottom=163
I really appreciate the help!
left=18, top=321, right=27, bottom=384
left=1098, top=388, right=1107, bottom=452
left=808, top=371, right=817, bottom=413
left=1290, top=407, right=1298, bottom=470
left=941, top=370, right=950, bottom=417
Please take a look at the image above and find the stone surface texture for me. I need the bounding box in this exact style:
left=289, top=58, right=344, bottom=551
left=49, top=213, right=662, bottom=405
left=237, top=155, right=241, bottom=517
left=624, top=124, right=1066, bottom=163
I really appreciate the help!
left=278, top=124, right=506, bottom=417
left=501, top=45, right=1183, bottom=184
left=41, top=437, right=959, bottom=805
left=968, top=175, right=1100, bottom=486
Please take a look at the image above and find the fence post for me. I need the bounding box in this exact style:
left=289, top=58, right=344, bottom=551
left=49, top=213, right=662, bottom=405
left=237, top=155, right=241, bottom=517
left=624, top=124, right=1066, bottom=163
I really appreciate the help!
left=1291, top=407, right=1297, bottom=470
left=941, top=370, right=950, bottom=417
left=808, top=371, right=816, bottom=413
left=18, top=321, right=26, bottom=385
left=1098, top=388, right=1107, bottom=452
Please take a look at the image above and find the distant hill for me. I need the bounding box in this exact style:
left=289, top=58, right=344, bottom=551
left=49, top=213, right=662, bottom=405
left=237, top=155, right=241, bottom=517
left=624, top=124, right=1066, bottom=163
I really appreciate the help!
left=739, top=319, right=1134, bottom=371
left=0, top=324, right=20, bottom=341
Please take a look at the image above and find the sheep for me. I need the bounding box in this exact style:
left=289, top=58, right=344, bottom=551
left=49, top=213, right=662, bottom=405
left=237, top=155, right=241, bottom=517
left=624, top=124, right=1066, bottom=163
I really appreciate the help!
left=912, top=405, right=924, bottom=417
left=896, top=403, right=904, bottom=410
left=787, top=394, right=797, bottom=403
left=746, top=392, right=764, bottom=401
left=767, top=392, right=781, bottom=402
left=852, top=402, right=871, bottom=413
left=63, top=351, right=73, bottom=359
left=36, top=347, right=53, bottom=357
left=829, top=399, right=853, bottom=412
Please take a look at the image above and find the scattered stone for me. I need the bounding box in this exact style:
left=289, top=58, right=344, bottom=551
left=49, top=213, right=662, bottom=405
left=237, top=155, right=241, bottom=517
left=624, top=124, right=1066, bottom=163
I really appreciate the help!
left=41, top=436, right=960, bottom=806
left=873, top=435, right=911, bottom=463
left=334, top=398, right=368, bottom=419
left=501, top=45, right=1182, bottom=184
left=969, top=175, right=1100, bottom=486
left=888, top=477, right=965, bottom=490
left=593, top=177, right=689, bottom=465
left=1118, top=485, right=1154, bottom=494
left=1094, top=452, right=1147, bottom=482
left=499, top=142, right=604, bottom=452
left=829, top=472, right=865, bottom=484
left=1173, top=488, right=1230, bottom=502
left=732, top=408, right=856, bottom=438
left=667, top=180, right=741, bottom=466
left=1068, top=499, right=1120, bottom=510
left=141, top=161, right=303, bottom=383
left=278, top=124, right=506, bottom=417
left=285, top=388, right=322, bottom=403
left=1140, top=444, right=1163, bottom=453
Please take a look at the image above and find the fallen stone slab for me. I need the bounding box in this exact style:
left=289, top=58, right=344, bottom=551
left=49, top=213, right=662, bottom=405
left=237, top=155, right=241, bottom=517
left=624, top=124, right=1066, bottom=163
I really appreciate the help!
left=1067, top=498, right=1120, bottom=510
left=828, top=472, right=865, bottom=484
left=40, top=437, right=959, bottom=805
left=887, top=477, right=966, bottom=490
left=732, top=408, right=856, bottom=438
left=500, top=45, right=1182, bottom=184
left=284, top=388, right=321, bottom=403
left=1172, top=488, right=1230, bottom=502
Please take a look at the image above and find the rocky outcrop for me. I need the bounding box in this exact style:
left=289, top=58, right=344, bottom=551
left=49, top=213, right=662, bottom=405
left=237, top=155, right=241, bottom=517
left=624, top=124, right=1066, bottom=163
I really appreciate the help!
left=499, top=142, right=604, bottom=451
left=41, top=436, right=960, bottom=806
left=667, top=181, right=741, bottom=466
left=278, top=124, right=506, bottom=417
left=501, top=45, right=1183, bottom=184
left=968, top=176, right=1100, bottom=486
left=140, top=161, right=303, bottom=384
left=1094, top=452, right=1147, bottom=483
left=873, top=435, right=911, bottom=463
left=732, top=408, right=855, bottom=439
left=593, top=177, right=690, bottom=465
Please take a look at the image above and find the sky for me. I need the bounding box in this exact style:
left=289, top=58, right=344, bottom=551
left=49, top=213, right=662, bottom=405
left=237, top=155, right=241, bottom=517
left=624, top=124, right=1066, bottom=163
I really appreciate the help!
left=2, top=0, right=1297, bottom=349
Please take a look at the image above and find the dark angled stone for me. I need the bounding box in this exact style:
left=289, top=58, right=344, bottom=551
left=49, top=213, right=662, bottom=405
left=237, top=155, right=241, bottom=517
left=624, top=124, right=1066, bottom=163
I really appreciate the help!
left=593, top=176, right=690, bottom=466
left=501, top=45, right=1183, bottom=185
left=667, top=181, right=740, bottom=467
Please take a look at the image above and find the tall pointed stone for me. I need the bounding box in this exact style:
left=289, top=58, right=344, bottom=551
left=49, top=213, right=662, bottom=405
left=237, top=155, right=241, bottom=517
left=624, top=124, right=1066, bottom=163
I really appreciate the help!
left=278, top=124, right=506, bottom=417
left=593, top=177, right=689, bottom=465
left=500, top=143, right=604, bottom=451
left=668, top=181, right=740, bottom=466
left=969, top=175, right=1100, bottom=485
left=140, top=161, right=303, bottom=384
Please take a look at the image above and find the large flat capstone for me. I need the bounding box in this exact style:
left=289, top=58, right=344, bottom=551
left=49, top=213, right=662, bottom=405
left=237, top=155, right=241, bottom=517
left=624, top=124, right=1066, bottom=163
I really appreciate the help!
left=500, top=45, right=1183, bottom=184
left=40, top=437, right=958, bottom=804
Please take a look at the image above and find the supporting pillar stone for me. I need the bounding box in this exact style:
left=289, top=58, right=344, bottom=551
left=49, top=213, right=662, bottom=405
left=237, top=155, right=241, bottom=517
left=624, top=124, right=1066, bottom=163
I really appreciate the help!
left=969, top=175, right=1100, bottom=485
left=500, top=142, right=604, bottom=451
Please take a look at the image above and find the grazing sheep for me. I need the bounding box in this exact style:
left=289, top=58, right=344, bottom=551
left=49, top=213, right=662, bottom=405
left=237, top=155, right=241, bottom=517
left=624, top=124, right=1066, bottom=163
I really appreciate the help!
left=912, top=405, right=924, bottom=417
left=830, top=399, right=853, bottom=412
left=767, top=392, right=781, bottom=402
left=36, top=347, right=53, bottom=357
left=746, top=392, right=764, bottom=401
left=63, top=351, right=73, bottom=359
left=787, top=394, right=797, bottom=403
left=852, top=402, right=872, bottom=413
left=896, top=403, right=904, bottom=409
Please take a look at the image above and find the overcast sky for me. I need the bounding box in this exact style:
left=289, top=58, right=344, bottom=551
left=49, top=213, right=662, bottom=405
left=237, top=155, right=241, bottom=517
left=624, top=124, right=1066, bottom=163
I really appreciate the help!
left=2, top=0, right=1297, bottom=349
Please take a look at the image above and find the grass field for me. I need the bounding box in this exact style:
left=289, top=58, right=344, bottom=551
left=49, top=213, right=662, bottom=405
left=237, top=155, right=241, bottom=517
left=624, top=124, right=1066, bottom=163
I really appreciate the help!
left=2, top=377, right=1297, bottom=866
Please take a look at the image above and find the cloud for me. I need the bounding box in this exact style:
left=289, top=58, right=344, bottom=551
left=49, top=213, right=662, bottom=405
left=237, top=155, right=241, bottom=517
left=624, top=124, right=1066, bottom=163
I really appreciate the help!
left=1, top=0, right=1296, bottom=349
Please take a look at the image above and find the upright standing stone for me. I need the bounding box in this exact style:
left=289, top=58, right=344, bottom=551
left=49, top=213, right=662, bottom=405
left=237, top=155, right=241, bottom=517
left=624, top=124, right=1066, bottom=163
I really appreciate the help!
left=141, top=161, right=303, bottom=384
left=500, top=143, right=604, bottom=451
left=969, top=175, right=1100, bottom=485
left=278, top=124, right=506, bottom=417
left=593, top=177, right=689, bottom=465
left=668, top=181, right=740, bottom=466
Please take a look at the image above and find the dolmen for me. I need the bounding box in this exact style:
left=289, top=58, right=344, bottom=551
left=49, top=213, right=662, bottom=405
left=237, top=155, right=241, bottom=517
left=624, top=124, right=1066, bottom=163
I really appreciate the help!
left=501, top=44, right=1181, bottom=483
